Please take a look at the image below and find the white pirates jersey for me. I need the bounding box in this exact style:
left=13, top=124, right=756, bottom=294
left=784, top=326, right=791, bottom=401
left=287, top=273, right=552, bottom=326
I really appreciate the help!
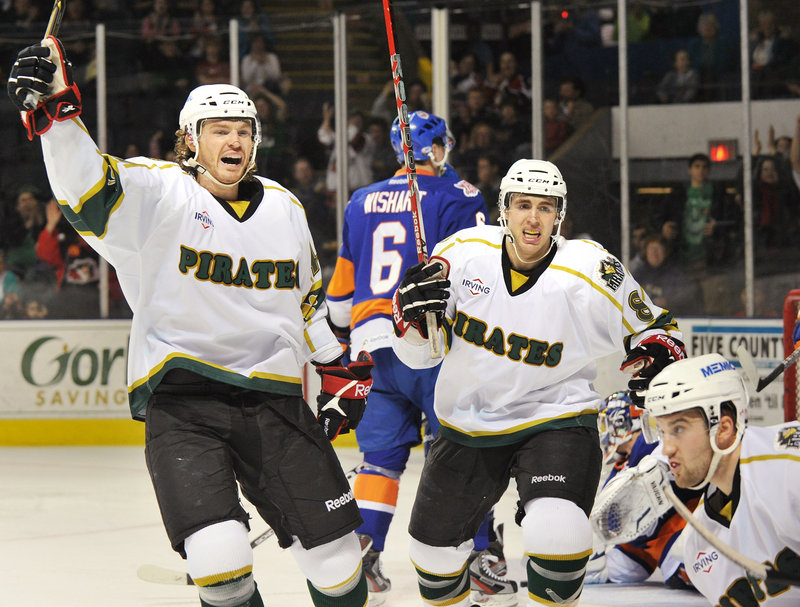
left=683, top=422, right=800, bottom=606
left=393, top=225, right=682, bottom=446
left=40, top=118, right=340, bottom=419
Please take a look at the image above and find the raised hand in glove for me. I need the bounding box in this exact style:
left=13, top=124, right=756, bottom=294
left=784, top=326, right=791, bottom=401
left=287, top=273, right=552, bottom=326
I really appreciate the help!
left=392, top=258, right=450, bottom=340
left=316, top=350, right=374, bottom=440
left=620, top=334, right=686, bottom=406
left=7, top=36, right=82, bottom=140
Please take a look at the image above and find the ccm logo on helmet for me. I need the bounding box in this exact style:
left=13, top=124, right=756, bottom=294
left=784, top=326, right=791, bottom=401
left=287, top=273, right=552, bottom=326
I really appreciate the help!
left=222, top=99, right=247, bottom=105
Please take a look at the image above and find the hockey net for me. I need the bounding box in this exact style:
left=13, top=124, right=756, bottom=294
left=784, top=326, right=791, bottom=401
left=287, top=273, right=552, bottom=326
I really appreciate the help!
left=783, top=290, right=800, bottom=422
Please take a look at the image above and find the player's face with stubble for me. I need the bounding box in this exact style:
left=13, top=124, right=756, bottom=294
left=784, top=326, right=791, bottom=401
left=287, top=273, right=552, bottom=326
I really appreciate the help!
left=655, top=410, right=713, bottom=488
left=193, top=119, right=254, bottom=184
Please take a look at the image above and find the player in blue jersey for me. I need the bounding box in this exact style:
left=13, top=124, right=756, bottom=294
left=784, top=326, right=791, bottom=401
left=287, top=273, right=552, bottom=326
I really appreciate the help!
left=588, top=391, right=701, bottom=588
left=327, top=111, right=489, bottom=604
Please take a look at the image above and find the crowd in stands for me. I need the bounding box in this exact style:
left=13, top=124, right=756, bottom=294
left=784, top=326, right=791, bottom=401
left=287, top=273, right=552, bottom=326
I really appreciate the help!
left=1, top=0, right=800, bottom=320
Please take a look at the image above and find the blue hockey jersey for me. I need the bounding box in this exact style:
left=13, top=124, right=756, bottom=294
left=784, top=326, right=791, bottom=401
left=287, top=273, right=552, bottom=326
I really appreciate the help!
left=327, top=167, right=487, bottom=352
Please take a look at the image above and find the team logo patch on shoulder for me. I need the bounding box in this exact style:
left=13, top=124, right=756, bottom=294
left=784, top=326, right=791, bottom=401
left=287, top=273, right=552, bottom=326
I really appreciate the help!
left=454, top=180, right=480, bottom=198
left=193, top=210, right=215, bottom=230
left=776, top=425, right=800, bottom=450
left=462, top=277, right=491, bottom=296
left=596, top=256, right=625, bottom=292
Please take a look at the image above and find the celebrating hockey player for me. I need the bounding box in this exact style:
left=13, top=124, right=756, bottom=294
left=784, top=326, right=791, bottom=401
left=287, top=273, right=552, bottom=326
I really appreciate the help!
left=391, top=158, right=686, bottom=606
left=640, top=353, right=800, bottom=605
left=326, top=110, right=492, bottom=605
left=587, top=391, right=700, bottom=588
left=8, top=38, right=374, bottom=607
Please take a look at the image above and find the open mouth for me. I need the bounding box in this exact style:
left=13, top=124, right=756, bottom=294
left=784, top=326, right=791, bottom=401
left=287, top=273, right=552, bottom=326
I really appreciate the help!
left=221, top=156, right=242, bottom=166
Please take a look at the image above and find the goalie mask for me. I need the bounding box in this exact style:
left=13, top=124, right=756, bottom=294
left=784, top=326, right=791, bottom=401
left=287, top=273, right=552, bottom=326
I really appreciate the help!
left=642, top=353, right=748, bottom=489
left=598, top=390, right=642, bottom=445
left=498, top=159, right=567, bottom=238
left=390, top=111, right=454, bottom=174
left=178, top=84, right=261, bottom=184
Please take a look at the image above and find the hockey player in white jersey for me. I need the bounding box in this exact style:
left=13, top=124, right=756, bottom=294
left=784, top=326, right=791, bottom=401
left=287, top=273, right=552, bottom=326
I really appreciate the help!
left=391, top=159, right=686, bottom=606
left=8, top=37, right=374, bottom=607
left=640, top=353, right=800, bottom=606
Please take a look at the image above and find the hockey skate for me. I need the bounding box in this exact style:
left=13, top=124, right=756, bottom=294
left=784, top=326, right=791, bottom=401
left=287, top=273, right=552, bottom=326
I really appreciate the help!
left=468, top=525, right=518, bottom=607
left=358, top=533, right=391, bottom=607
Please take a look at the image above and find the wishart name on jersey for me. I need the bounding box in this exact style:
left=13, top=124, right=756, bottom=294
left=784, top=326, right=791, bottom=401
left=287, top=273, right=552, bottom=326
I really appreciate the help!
left=363, top=189, right=428, bottom=214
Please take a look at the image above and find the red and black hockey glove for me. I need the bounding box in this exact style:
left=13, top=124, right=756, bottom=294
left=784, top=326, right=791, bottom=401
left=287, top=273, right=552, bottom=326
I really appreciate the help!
left=7, top=36, right=82, bottom=140
left=620, top=334, right=686, bottom=406
left=315, top=350, right=374, bottom=440
left=392, top=259, right=450, bottom=340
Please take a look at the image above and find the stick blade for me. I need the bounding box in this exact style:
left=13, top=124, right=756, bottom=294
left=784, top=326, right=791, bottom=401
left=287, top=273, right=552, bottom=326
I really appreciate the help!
left=735, top=345, right=759, bottom=391
left=137, top=564, right=193, bottom=585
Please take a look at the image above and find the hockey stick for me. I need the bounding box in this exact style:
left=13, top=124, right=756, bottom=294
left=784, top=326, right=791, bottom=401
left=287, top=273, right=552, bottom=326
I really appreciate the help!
left=381, top=0, right=442, bottom=359
left=735, top=345, right=800, bottom=393
left=137, top=464, right=362, bottom=586
left=664, top=483, right=800, bottom=587
left=22, top=0, right=67, bottom=109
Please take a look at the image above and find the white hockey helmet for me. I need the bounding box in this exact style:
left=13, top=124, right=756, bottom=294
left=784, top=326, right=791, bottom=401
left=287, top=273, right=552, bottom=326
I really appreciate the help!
left=642, top=353, right=748, bottom=488
left=498, top=159, right=567, bottom=236
left=179, top=84, right=262, bottom=147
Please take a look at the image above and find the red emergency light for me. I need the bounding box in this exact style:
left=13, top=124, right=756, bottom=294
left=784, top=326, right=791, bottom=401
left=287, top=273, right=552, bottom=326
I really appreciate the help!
left=709, top=139, right=737, bottom=162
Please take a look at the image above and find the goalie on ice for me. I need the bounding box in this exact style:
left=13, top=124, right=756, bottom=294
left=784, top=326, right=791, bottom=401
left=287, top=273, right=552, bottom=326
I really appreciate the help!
left=588, top=390, right=701, bottom=588
left=593, top=353, right=800, bottom=606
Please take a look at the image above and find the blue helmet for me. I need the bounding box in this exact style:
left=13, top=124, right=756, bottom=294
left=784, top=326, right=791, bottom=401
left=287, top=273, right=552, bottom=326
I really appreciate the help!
left=390, top=111, right=454, bottom=164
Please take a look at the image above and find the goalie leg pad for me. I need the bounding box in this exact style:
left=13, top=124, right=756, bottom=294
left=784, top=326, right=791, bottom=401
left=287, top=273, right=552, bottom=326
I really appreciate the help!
left=185, top=520, right=257, bottom=607
left=522, top=498, right=592, bottom=606
left=409, top=537, right=473, bottom=606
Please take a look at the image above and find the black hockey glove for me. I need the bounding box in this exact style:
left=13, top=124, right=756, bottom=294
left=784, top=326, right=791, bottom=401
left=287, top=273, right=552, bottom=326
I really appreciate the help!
left=315, top=350, right=374, bottom=440
left=392, top=259, right=450, bottom=340
left=8, top=36, right=82, bottom=140
left=620, top=334, right=686, bottom=406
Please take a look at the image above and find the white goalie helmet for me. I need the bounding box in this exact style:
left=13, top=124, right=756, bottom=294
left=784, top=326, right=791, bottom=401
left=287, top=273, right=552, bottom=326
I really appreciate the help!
left=179, top=84, right=262, bottom=147
left=642, top=353, right=748, bottom=488
left=498, top=159, right=567, bottom=237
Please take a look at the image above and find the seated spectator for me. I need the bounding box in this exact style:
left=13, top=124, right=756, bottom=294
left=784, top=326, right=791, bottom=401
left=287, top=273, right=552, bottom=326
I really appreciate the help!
left=237, top=0, right=275, bottom=58
left=687, top=12, right=735, bottom=101
left=656, top=49, right=699, bottom=104
left=496, top=99, right=531, bottom=157
left=450, top=85, right=498, bottom=146
left=750, top=10, right=794, bottom=99
left=195, top=35, right=230, bottom=85
left=451, top=51, right=484, bottom=100
left=1, top=185, right=52, bottom=283
left=241, top=33, right=284, bottom=97
left=364, top=116, right=397, bottom=182
left=633, top=233, right=703, bottom=315
left=290, top=157, right=335, bottom=268
left=36, top=200, right=128, bottom=319
left=189, top=0, right=225, bottom=59
left=452, top=121, right=496, bottom=184
left=253, top=92, right=290, bottom=185
left=627, top=224, right=651, bottom=276
left=475, top=153, right=501, bottom=224
left=543, top=98, right=571, bottom=155
left=483, top=51, right=531, bottom=112
left=140, top=0, right=190, bottom=93
left=558, top=76, right=594, bottom=129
